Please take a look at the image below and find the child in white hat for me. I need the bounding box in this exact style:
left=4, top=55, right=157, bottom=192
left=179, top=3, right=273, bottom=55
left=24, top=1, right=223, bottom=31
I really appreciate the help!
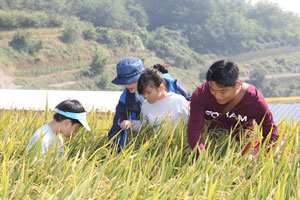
left=27, top=99, right=91, bottom=158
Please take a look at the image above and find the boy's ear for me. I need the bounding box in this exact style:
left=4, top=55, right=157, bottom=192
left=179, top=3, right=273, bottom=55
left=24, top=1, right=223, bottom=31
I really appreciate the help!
left=235, top=81, right=241, bottom=89
left=159, top=84, right=165, bottom=92
left=62, top=119, right=72, bottom=126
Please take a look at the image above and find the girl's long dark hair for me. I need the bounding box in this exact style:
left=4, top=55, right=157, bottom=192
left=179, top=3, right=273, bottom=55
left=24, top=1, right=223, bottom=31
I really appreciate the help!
left=152, top=64, right=168, bottom=74
left=137, top=68, right=166, bottom=94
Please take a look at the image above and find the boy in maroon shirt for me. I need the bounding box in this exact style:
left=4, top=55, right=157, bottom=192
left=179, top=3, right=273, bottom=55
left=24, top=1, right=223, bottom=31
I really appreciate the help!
left=188, top=60, right=279, bottom=156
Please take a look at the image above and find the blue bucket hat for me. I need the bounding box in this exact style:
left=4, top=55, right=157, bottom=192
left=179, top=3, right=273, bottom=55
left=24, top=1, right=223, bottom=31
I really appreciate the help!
left=112, top=57, right=145, bottom=85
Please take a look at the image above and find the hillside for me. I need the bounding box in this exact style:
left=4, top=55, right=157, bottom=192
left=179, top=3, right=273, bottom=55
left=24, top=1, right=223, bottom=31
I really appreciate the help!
left=0, top=4, right=300, bottom=97
left=0, top=25, right=203, bottom=91
left=0, top=26, right=300, bottom=96
left=0, top=27, right=143, bottom=90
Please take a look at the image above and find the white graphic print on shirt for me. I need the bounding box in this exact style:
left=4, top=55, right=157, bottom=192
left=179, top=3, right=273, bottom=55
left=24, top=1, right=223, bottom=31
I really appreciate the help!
left=205, top=110, right=248, bottom=122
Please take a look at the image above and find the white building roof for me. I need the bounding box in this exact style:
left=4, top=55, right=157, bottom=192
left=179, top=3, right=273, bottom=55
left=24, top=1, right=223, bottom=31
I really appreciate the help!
left=1, top=89, right=299, bottom=124
left=269, top=103, right=300, bottom=124
left=0, top=89, right=122, bottom=111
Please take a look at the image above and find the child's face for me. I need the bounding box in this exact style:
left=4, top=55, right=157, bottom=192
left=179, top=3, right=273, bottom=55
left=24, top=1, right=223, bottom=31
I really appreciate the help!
left=61, top=120, right=81, bottom=137
left=125, top=82, right=138, bottom=93
left=142, top=84, right=164, bottom=104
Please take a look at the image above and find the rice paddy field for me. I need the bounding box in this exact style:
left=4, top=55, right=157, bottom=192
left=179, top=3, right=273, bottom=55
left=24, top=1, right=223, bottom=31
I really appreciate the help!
left=0, top=109, right=299, bottom=199
left=266, top=96, right=300, bottom=104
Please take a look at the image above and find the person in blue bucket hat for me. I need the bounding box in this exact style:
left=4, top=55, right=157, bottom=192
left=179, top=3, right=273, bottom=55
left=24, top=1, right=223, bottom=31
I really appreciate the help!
left=27, top=99, right=91, bottom=158
left=108, top=57, right=191, bottom=152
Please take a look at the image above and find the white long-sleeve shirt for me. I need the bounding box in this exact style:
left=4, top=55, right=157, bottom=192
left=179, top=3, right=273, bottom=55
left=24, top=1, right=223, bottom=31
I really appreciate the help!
left=131, top=92, right=189, bottom=131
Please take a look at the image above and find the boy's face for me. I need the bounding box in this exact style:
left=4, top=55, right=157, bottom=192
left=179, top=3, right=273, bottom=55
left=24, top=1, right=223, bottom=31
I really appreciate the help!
left=125, top=82, right=138, bottom=93
left=209, top=81, right=240, bottom=105
left=61, top=120, right=81, bottom=137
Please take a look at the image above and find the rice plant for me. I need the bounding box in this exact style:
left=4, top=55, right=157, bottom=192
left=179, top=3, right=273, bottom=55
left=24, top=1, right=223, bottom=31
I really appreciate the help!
left=0, top=109, right=299, bottom=199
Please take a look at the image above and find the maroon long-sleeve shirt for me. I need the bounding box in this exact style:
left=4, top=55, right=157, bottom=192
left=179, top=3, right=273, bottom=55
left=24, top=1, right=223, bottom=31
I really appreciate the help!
left=187, top=81, right=279, bottom=155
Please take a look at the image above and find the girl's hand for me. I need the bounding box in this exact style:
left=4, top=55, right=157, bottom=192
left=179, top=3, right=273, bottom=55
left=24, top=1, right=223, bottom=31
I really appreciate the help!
left=120, top=120, right=131, bottom=130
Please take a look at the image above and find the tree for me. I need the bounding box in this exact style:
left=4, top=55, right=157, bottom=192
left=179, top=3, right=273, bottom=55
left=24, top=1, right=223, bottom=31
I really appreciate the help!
left=249, top=69, right=265, bottom=90
left=72, top=0, right=138, bottom=30
left=97, top=73, right=109, bottom=89
left=59, top=25, right=80, bottom=44
left=90, top=52, right=107, bottom=76
left=9, top=31, right=29, bottom=50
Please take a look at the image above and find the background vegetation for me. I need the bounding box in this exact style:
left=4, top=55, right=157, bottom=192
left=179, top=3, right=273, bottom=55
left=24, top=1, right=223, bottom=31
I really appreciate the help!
left=0, top=0, right=300, bottom=96
left=0, top=109, right=299, bottom=199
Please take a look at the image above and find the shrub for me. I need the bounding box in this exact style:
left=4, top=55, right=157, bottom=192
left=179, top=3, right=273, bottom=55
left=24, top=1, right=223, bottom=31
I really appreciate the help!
left=97, top=73, right=109, bottom=89
left=0, top=10, right=62, bottom=30
left=9, top=31, right=29, bottom=51
left=148, top=27, right=204, bottom=69
left=83, top=26, right=98, bottom=41
left=28, top=40, right=44, bottom=55
left=9, top=31, right=44, bottom=54
left=59, top=26, right=79, bottom=44
left=90, top=52, right=107, bottom=76
left=47, top=15, right=63, bottom=27
left=84, top=27, right=145, bottom=54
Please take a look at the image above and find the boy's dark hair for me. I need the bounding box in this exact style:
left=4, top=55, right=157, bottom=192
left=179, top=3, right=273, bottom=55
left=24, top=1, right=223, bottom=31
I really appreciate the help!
left=206, top=60, right=239, bottom=87
left=152, top=64, right=168, bottom=74
left=53, top=99, right=85, bottom=125
left=138, top=68, right=166, bottom=94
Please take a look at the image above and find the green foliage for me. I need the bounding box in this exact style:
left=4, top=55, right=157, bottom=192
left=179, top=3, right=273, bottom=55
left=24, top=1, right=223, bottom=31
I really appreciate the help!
left=59, top=26, right=80, bottom=44
left=2, top=0, right=300, bottom=92
left=90, top=52, right=107, bottom=76
left=139, top=0, right=300, bottom=54
left=148, top=27, right=204, bottom=69
left=199, top=72, right=206, bottom=82
left=9, top=31, right=44, bottom=54
left=2, top=0, right=300, bottom=57
left=28, top=40, right=44, bottom=55
left=248, top=69, right=266, bottom=90
left=0, top=0, right=68, bottom=13
left=133, top=27, right=150, bottom=46
left=126, top=2, right=148, bottom=28
left=83, top=27, right=145, bottom=54
left=2, top=0, right=300, bottom=65
left=97, top=73, right=109, bottom=89
left=71, top=0, right=141, bottom=31
left=15, top=62, right=86, bottom=77
left=0, top=10, right=62, bottom=30
left=9, top=31, right=29, bottom=51
left=82, top=26, right=97, bottom=41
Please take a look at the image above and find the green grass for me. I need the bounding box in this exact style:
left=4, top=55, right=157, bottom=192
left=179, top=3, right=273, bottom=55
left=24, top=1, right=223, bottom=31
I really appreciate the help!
left=15, top=62, right=89, bottom=77
left=0, top=109, right=299, bottom=199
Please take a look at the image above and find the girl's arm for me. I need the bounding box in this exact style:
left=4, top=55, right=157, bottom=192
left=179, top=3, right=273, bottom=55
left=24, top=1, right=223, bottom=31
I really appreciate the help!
left=120, top=120, right=141, bottom=132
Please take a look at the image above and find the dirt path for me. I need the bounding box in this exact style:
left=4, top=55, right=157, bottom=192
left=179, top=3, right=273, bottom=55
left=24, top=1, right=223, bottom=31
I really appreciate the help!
left=49, top=81, right=76, bottom=88
left=0, top=68, right=21, bottom=89
left=226, top=46, right=300, bottom=62
left=16, top=68, right=87, bottom=80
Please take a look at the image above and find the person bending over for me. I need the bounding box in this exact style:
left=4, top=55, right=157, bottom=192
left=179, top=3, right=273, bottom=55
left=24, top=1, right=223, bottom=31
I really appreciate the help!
left=188, top=60, right=279, bottom=157
left=108, top=57, right=191, bottom=151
